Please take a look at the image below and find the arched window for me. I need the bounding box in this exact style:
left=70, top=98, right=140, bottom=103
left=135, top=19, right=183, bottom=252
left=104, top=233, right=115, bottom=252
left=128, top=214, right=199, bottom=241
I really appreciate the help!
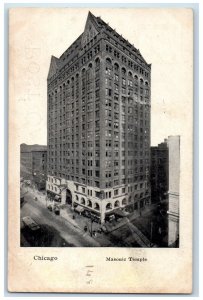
left=87, top=63, right=93, bottom=80
left=81, top=197, right=85, bottom=205
left=122, top=198, right=127, bottom=206
left=128, top=71, right=132, bottom=77
left=121, top=67, right=126, bottom=75
left=95, top=57, right=100, bottom=68
left=94, top=202, right=100, bottom=211
left=134, top=75, right=138, bottom=81
left=114, top=63, right=119, bottom=71
left=128, top=196, right=132, bottom=203
left=75, top=195, right=79, bottom=202
left=106, top=203, right=112, bottom=210
left=114, top=200, right=120, bottom=208
left=106, top=57, right=112, bottom=65
left=140, top=78, right=143, bottom=84
left=87, top=200, right=92, bottom=208
left=145, top=81, right=148, bottom=86
left=82, top=68, right=86, bottom=77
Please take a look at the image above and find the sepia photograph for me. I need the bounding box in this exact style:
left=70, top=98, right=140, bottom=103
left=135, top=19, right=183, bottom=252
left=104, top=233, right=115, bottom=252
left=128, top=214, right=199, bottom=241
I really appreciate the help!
left=8, top=7, right=193, bottom=293
left=19, top=10, right=180, bottom=248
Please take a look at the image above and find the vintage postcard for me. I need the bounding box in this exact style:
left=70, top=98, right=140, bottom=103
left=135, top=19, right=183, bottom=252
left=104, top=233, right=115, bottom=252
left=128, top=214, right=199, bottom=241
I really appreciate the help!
left=8, top=7, right=193, bottom=293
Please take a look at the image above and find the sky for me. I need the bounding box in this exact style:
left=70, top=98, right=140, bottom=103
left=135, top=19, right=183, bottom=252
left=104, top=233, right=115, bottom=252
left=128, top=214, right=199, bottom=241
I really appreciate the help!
left=10, top=7, right=193, bottom=146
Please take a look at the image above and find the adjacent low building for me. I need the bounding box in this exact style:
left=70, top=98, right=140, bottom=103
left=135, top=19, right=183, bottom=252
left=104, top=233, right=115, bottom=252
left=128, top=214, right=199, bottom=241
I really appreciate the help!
left=20, top=144, right=47, bottom=190
left=150, top=140, right=169, bottom=203
left=151, top=136, right=180, bottom=247
left=167, top=136, right=180, bottom=247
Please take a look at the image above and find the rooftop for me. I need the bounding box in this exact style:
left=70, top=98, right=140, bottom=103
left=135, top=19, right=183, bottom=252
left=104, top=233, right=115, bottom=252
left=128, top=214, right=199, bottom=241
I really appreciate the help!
left=20, top=144, right=47, bottom=153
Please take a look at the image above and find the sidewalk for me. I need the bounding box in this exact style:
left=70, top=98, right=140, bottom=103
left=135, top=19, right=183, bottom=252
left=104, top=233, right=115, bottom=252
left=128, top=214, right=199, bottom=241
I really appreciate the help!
left=25, top=186, right=102, bottom=246
left=24, top=185, right=155, bottom=247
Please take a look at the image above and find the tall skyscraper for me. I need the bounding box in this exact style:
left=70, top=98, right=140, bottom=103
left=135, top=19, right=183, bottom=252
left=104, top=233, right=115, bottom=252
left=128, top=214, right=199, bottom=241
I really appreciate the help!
left=46, top=12, right=151, bottom=223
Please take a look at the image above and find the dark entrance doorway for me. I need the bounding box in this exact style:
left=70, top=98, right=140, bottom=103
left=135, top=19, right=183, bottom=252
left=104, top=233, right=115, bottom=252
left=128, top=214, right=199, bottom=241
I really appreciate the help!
left=66, top=189, right=72, bottom=204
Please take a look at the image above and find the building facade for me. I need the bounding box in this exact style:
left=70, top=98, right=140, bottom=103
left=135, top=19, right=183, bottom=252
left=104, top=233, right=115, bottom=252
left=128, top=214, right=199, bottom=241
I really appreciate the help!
left=46, top=12, right=151, bottom=223
left=150, top=140, right=169, bottom=203
left=20, top=144, right=47, bottom=189
left=32, top=150, right=47, bottom=190
left=167, top=136, right=180, bottom=247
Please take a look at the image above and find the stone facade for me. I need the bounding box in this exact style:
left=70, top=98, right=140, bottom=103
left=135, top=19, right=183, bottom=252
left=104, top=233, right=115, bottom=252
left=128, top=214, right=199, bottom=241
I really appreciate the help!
left=46, top=12, right=151, bottom=223
left=167, top=136, right=180, bottom=247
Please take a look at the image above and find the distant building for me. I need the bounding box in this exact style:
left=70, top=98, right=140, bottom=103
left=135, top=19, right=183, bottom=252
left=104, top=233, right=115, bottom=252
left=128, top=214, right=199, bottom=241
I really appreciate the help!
left=167, top=136, right=180, bottom=247
left=46, top=11, right=151, bottom=223
left=150, top=140, right=169, bottom=203
left=20, top=144, right=47, bottom=190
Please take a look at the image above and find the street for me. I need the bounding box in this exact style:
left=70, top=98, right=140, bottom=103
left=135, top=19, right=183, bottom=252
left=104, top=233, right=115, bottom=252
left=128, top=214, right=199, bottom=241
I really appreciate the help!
left=20, top=190, right=101, bottom=247
left=20, top=187, right=168, bottom=247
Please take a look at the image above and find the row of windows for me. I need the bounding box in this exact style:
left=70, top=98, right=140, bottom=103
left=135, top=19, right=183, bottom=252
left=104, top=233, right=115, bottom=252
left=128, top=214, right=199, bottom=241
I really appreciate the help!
left=47, top=170, right=149, bottom=187
left=105, top=48, right=149, bottom=78
left=49, top=42, right=101, bottom=84
left=48, top=53, right=149, bottom=92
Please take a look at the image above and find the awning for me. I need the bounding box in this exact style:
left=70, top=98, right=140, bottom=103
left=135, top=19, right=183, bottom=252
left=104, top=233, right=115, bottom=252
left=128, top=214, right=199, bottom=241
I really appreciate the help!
left=114, top=209, right=128, bottom=217
left=75, top=205, right=84, bottom=213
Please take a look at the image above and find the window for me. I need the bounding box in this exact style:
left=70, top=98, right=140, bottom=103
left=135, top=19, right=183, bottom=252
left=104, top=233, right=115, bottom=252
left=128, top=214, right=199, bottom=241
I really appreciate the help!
left=114, top=160, right=119, bottom=166
left=88, top=170, right=93, bottom=176
left=94, top=90, right=99, bottom=99
left=114, top=189, right=119, bottom=196
left=105, top=171, right=111, bottom=178
left=105, top=68, right=111, bottom=76
left=114, top=84, right=118, bottom=92
left=114, top=170, right=118, bottom=176
left=114, top=63, right=119, bottom=71
left=128, top=80, right=132, bottom=87
left=105, top=88, right=112, bottom=96
left=105, top=78, right=112, bottom=86
left=145, top=89, right=149, bottom=96
left=114, top=74, right=119, bottom=81
left=95, top=181, right=100, bottom=188
left=95, top=151, right=100, bottom=157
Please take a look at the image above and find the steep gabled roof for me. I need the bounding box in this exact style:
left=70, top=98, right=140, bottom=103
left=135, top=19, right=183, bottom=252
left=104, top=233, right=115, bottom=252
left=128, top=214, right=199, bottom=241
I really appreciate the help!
left=85, top=11, right=102, bottom=31
left=48, top=11, right=150, bottom=80
left=47, top=55, right=59, bottom=80
left=92, top=12, right=149, bottom=65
